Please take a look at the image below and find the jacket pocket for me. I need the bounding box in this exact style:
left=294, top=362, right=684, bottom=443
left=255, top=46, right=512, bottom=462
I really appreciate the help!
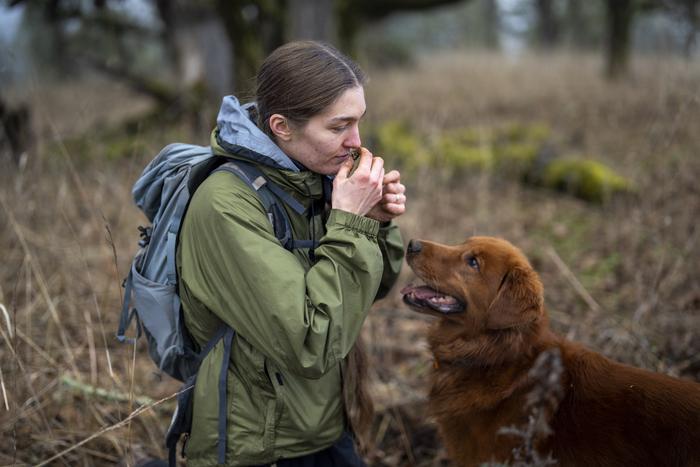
left=263, top=358, right=285, bottom=451
left=227, top=339, right=276, bottom=462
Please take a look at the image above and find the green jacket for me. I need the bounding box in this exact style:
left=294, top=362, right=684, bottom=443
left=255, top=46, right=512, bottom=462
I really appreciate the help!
left=176, top=97, right=404, bottom=466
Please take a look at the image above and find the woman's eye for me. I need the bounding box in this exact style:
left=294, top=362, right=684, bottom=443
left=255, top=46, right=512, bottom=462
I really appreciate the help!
left=467, top=256, right=479, bottom=270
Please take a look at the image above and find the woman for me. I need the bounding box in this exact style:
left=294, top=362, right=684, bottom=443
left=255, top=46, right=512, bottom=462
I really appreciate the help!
left=176, top=41, right=406, bottom=466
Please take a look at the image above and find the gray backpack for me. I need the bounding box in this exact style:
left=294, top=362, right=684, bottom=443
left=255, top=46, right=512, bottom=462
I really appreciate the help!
left=117, top=143, right=318, bottom=465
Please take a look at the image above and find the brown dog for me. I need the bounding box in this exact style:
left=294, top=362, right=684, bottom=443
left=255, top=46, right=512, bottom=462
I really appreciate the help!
left=402, top=236, right=700, bottom=467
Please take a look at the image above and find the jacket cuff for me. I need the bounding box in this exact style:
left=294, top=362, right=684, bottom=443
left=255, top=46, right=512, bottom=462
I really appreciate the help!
left=328, top=209, right=380, bottom=238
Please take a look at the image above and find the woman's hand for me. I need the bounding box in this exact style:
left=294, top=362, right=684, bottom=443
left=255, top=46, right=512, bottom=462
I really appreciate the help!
left=366, top=169, right=406, bottom=223
left=332, top=148, right=384, bottom=216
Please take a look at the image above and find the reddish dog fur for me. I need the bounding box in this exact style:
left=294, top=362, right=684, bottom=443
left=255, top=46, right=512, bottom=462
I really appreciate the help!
left=402, top=236, right=700, bottom=467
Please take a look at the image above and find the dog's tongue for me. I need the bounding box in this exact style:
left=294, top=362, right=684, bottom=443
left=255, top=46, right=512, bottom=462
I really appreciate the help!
left=402, top=283, right=464, bottom=313
left=401, top=285, right=449, bottom=301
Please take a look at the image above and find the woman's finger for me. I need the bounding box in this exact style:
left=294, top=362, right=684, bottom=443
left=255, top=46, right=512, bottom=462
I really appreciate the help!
left=336, top=156, right=354, bottom=181
left=370, top=156, right=385, bottom=182
left=383, top=170, right=401, bottom=185
left=382, top=182, right=405, bottom=195
left=381, top=202, right=406, bottom=216
left=381, top=192, right=406, bottom=205
left=356, top=147, right=374, bottom=174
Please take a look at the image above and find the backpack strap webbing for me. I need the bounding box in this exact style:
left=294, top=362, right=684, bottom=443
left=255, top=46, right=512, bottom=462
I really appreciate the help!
left=213, top=161, right=320, bottom=251
left=166, top=326, right=235, bottom=467
left=116, top=268, right=142, bottom=344
left=217, top=328, right=235, bottom=464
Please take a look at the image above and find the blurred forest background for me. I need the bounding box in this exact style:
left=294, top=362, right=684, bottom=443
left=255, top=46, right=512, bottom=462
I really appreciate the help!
left=1, top=0, right=699, bottom=466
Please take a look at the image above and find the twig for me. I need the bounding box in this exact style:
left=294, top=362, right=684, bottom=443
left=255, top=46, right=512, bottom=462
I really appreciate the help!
left=14, top=327, right=60, bottom=367
left=544, top=245, right=667, bottom=366
left=391, top=408, right=416, bottom=466
left=59, top=375, right=157, bottom=408
left=104, top=217, right=124, bottom=378
left=0, top=303, right=13, bottom=410
left=127, top=339, right=138, bottom=464
left=0, top=303, right=11, bottom=337
left=545, top=245, right=603, bottom=315
left=0, top=366, right=8, bottom=411
left=34, top=386, right=187, bottom=467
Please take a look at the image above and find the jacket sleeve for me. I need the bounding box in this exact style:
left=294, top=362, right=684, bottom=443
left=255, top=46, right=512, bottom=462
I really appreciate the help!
left=179, top=173, right=384, bottom=379
left=374, top=221, right=404, bottom=300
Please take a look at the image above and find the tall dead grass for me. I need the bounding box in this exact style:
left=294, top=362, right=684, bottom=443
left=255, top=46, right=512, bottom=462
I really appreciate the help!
left=1, top=51, right=699, bottom=466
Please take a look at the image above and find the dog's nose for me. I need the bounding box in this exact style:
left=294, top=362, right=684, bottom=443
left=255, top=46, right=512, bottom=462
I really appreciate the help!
left=407, top=239, right=422, bottom=255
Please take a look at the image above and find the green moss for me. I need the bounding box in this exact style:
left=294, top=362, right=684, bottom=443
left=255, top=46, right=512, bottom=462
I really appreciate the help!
left=370, top=121, right=556, bottom=182
left=543, top=157, right=633, bottom=203
left=498, top=122, right=551, bottom=144
left=493, top=142, right=540, bottom=174
left=373, top=120, right=426, bottom=170
left=435, top=133, right=493, bottom=170
left=450, top=127, right=493, bottom=146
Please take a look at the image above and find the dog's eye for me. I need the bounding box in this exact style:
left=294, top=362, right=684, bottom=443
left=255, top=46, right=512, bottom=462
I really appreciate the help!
left=466, top=256, right=479, bottom=270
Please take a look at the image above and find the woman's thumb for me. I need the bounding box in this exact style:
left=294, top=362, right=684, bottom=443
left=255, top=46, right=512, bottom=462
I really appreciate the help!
left=336, top=156, right=353, bottom=180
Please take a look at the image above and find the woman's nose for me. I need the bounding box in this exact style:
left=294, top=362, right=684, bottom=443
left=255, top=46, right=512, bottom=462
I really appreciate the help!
left=344, top=125, right=361, bottom=148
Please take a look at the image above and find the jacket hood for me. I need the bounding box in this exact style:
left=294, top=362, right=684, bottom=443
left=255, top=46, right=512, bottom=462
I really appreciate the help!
left=214, top=95, right=300, bottom=172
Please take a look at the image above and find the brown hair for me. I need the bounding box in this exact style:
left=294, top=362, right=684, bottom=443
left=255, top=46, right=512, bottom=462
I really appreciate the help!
left=255, top=41, right=367, bottom=138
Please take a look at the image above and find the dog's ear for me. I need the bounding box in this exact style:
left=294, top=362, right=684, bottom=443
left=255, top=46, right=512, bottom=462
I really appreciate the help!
left=486, top=266, right=543, bottom=330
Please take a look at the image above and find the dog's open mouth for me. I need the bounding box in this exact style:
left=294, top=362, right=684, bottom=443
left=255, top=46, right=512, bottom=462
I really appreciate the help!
left=401, top=284, right=465, bottom=314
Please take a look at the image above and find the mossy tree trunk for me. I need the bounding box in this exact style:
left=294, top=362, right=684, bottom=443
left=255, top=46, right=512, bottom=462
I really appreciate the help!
left=605, top=0, right=634, bottom=80
left=216, top=0, right=286, bottom=97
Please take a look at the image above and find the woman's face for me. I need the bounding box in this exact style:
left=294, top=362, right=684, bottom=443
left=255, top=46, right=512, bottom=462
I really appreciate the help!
left=279, top=86, right=366, bottom=175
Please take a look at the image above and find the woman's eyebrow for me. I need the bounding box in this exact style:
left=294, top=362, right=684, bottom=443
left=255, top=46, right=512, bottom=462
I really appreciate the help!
left=329, top=109, right=367, bottom=123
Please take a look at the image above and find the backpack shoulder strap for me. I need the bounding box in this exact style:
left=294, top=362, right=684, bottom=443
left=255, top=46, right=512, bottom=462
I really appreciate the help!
left=213, top=161, right=318, bottom=251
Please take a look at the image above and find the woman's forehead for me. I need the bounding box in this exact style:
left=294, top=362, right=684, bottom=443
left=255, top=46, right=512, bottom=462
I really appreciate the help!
left=321, top=86, right=366, bottom=121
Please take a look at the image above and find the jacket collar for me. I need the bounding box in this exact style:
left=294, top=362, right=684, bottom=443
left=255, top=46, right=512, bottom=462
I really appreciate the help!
left=211, top=96, right=324, bottom=202
left=215, top=95, right=299, bottom=172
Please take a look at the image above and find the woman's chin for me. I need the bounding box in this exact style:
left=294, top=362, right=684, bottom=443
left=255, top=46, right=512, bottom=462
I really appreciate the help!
left=317, top=160, right=346, bottom=176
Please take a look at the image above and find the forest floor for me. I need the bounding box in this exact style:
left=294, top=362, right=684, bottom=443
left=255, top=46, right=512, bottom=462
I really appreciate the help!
left=1, top=51, right=699, bottom=466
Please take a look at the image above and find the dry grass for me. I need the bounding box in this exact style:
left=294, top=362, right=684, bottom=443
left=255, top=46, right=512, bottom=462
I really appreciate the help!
left=2, top=50, right=699, bottom=466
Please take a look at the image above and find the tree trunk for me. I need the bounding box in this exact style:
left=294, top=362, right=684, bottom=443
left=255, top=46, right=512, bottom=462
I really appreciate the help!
left=681, top=0, right=699, bottom=58
left=605, top=0, right=634, bottom=79
left=481, top=0, right=500, bottom=49
left=0, top=96, right=32, bottom=165
left=216, top=0, right=286, bottom=97
left=337, top=0, right=362, bottom=56
left=174, top=17, right=233, bottom=99
left=566, top=0, right=586, bottom=48
left=287, top=0, right=336, bottom=42
left=535, top=0, right=560, bottom=49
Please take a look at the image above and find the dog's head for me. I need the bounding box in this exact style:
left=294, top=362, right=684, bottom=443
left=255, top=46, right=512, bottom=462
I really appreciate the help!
left=402, top=236, right=544, bottom=333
